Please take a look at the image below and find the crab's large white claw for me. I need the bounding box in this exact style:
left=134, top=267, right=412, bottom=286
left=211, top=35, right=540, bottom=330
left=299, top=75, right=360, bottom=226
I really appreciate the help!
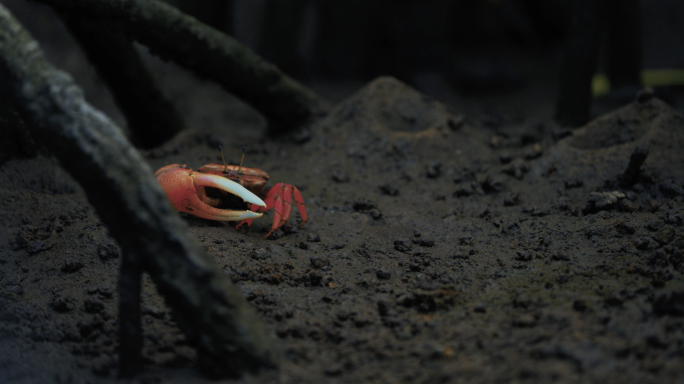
left=192, top=173, right=266, bottom=208
left=154, top=164, right=265, bottom=222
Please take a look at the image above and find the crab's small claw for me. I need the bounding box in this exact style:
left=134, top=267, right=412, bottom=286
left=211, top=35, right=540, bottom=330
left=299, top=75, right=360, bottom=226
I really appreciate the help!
left=155, top=164, right=266, bottom=221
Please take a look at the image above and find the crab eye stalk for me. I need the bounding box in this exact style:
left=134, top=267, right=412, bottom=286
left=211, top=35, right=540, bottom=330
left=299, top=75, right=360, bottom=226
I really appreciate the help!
left=218, top=145, right=229, bottom=175
left=237, top=146, right=246, bottom=175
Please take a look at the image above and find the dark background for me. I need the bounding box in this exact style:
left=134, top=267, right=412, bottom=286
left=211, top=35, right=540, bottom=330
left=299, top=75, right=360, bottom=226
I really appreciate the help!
left=6, top=0, right=684, bottom=123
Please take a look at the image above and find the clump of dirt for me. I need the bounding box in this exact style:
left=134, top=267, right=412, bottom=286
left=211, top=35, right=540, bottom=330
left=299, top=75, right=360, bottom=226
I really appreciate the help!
left=1, top=76, right=684, bottom=384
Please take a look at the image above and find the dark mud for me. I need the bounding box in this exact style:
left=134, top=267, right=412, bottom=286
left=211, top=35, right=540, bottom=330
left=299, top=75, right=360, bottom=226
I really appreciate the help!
left=2, top=1, right=684, bottom=382
left=2, top=75, right=684, bottom=384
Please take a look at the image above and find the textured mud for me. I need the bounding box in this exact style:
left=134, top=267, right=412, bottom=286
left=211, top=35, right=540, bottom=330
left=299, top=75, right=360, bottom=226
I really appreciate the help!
left=2, top=75, right=684, bottom=384
left=2, top=2, right=684, bottom=382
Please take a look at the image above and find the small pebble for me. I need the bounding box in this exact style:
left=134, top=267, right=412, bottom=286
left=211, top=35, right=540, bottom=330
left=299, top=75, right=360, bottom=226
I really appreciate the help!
left=660, top=179, right=684, bottom=197
left=307, top=233, right=321, bottom=242
left=514, top=252, right=532, bottom=261
left=61, top=259, right=84, bottom=273
left=513, top=314, right=537, bottom=328
left=503, top=192, right=519, bottom=206
left=616, top=221, right=636, bottom=235
left=379, top=183, right=400, bottom=196
left=426, top=161, right=442, bottom=179
left=583, top=191, right=625, bottom=213
left=552, top=127, right=573, bottom=141
left=52, top=297, right=75, bottom=313
left=448, top=115, right=465, bottom=130
left=453, top=186, right=474, bottom=198
left=663, top=211, right=681, bottom=225
left=310, top=257, right=330, bottom=269
left=653, top=227, right=675, bottom=245
left=368, top=208, right=383, bottom=220
left=636, top=87, right=654, bottom=103
left=98, top=243, right=119, bottom=260
left=83, top=299, right=105, bottom=314
left=324, top=364, right=344, bottom=377
left=26, top=240, right=44, bottom=255
left=551, top=252, right=570, bottom=261
left=419, top=236, right=435, bottom=247
left=377, top=300, right=390, bottom=316
left=525, top=143, right=542, bottom=160
left=332, top=169, right=349, bottom=183
left=565, top=178, right=583, bottom=189
left=393, top=239, right=412, bottom=252
left=646, top=221, right=661, bottom=232
left=141, top=305, right=166, bottom=319
left=376, top=269, right=391, bottom=280
left=618, top=199, right=637, bottom=212
left=573, top=300, right=588, bottom=312
left=634, top=236, right=651, bottom=250
left=353, top=199, right=378, bottom=211
left=502, top=159, right=529, bottom=180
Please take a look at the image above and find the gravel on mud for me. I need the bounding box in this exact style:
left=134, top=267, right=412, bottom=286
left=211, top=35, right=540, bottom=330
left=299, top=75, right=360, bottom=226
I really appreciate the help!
left=1, top=75, right=684, bottom=384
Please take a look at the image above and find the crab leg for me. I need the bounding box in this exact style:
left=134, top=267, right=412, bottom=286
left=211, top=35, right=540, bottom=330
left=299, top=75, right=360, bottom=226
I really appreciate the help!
left=235, top=183, right=287, bottom=235
left=234, top=203, right=261, bottom=230
left=266, top=184, right=289, bottom=230
left=263, top=194, right=284, bottom=238
left=278, top=184, right=293, bottom=227
left=234, top=182, right=307, bottom=237
left=292, top=186, right=307, bottom=227
left=235, top=184, right=282, bottom=230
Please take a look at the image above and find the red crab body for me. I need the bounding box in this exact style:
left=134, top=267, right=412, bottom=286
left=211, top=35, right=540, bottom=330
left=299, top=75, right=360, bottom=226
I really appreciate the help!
left=155, top=163, right=307, bottom=238
left=198, top=163, right=307, bottom=238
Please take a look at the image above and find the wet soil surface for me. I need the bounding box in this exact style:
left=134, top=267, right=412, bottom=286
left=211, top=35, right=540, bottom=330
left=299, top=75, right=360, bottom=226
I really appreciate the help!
left=2, top=2, right=684, bottom=382
left=2, top=75, right=684, bottom=384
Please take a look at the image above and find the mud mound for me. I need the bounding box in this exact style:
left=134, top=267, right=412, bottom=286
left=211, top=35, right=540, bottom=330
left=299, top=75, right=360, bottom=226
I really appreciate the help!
left=537, top=98, right=684, bottom=191
left=569, top=100, right=657, bottom=150
left=300, top=77, right=492, bottom=200
left=1, top=76, right=684, bottom=384
left=310, top=77, right=483, bottom=156
left=326, top=76, right=452, bottom=134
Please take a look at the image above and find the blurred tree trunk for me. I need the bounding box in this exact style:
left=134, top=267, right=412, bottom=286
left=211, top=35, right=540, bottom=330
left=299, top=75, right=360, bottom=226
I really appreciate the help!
left=313, top=0, right=441, bottom=83
left=556, top=0, right=607, bottom=126
left=314, top=0, right=391, bottom=79
left=118, top=253, right=144, bottom=375
left=34, top=0, right=329, bottom=134
left=556, top=0, right=642, bottom=127
left=60, top=13, right=186, bottom=149
left=0, top=105, right=39, bottom=165
left=0, top=4, right=279, bottom=377
left=178, top=0, right=233, bottom=34
left=260, top=0, right=308, bottom=77
left=605, top=0, right=641, bottom=89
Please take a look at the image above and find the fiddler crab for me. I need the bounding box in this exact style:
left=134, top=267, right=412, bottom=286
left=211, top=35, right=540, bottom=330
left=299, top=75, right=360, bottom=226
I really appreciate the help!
left=154, top=146, right=307, bottom=238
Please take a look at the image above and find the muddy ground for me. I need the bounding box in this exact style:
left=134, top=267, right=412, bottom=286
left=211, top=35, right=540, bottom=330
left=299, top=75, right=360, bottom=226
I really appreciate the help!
left=2, top=2, right=684, bottom=384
